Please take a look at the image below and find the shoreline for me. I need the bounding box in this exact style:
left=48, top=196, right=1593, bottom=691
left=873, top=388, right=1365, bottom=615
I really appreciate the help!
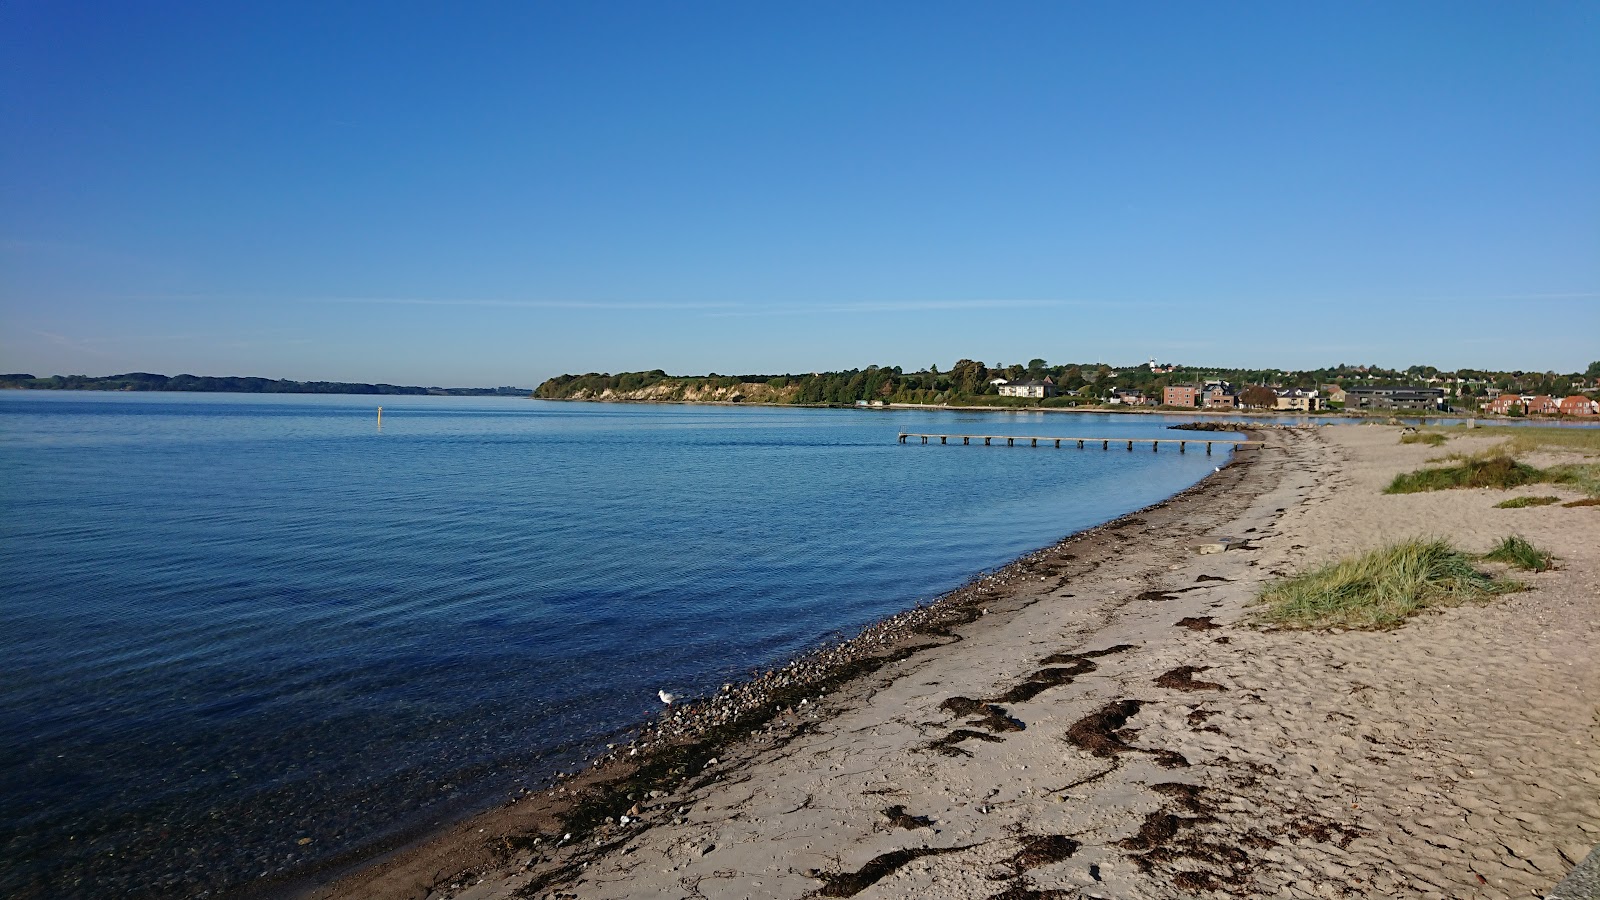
left=535, top=395, right=1478, bottom=421
left=295, top=434, right=1276, bottom=900
left=298, top=423, right=1598, bottom=899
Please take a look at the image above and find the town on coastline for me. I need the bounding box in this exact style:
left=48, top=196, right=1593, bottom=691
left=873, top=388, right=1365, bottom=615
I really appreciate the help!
left=537, top=358, right=1600, bottom=418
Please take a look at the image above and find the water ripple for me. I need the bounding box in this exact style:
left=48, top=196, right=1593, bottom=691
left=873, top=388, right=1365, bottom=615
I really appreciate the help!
left=1, top=394, right=1249, bottom=898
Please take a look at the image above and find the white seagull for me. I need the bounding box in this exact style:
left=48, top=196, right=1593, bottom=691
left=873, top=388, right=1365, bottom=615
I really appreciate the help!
left=658, top=689, right=677, bottom=706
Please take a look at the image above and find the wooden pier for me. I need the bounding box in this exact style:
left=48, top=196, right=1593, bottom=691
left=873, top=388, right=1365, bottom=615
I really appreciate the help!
left=897, top=433, right=1261, bottom=454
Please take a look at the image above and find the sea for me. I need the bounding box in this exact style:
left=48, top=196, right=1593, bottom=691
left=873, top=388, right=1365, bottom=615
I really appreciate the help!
left=1, top=392, right=1262, bottom=898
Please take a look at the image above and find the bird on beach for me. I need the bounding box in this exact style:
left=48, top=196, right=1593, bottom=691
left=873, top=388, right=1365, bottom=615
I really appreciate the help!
left=658, top=690, right=677, bottom=706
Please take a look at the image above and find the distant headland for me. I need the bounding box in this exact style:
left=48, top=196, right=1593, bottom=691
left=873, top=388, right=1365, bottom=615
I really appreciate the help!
left=0, top=372, right=529, bottom=397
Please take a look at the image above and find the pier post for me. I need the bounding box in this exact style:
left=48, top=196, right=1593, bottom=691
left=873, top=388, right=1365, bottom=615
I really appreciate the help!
left=1078, top=440, right=1084, bottom=449
left=1007, top=438, right=1014, bottom=446
left=1055, top=439, right=1061, bottom=448
left=1153, top=441, right=1158, bottom=451
left=921, top=435, right=928, bottom=444
left=899, top=434, right=906, bottom=443
left=1031, top=438, right=1037, bottom=447
left=1179, top=441, right=1186, bottom=453
left=377, top=406, right=382, bottom=426
left=964, top=436, right=970, bottom=445
left=1206, top=442, right=1212, bottom=454
left=940, top=436, right=946, bottom=444
left=985, top=437, right=991, bottom=446
left=1127, top=440, right=1133, bottom=451
left=1102, top=440, right=1108, bottom=450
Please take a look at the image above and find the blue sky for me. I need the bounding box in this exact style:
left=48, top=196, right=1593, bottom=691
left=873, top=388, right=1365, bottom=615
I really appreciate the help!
left=3, top=2, right=1596, bottom=386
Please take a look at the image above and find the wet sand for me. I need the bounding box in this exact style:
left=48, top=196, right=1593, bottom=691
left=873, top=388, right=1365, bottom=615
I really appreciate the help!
left=303, top=424, right=1598, bottom=900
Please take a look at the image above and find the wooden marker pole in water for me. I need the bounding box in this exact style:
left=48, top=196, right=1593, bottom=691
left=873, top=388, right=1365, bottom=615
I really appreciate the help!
left=377, top=406, right=383, bottom=427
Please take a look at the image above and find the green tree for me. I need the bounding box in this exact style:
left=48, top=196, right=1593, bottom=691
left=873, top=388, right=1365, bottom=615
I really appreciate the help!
left=949, top=359, right=987, bottom=395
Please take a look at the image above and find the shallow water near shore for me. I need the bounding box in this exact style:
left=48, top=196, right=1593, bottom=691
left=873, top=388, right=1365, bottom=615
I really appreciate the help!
left=0, top=393, right=1247, bottom=898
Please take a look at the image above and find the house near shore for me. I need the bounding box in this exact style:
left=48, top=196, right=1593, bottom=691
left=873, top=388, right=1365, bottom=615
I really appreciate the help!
left=1525, top=395, right=1559, bottom=416
left=1484, top=394, right=1527, bottom=415
left=1163, top=385, right=1201, bottom=407
left=1343, top=386, right=1447, bottom=411
left=1559, top=395, right=1599, bottom=416
left=997, top=377, right=1056, bottom=398
left=1321, top=384, right=1348, bottom=405
left=1109, top=388, right=1155, bottom=406
left=1163, top=380, right=1236, bottom=408
left=1273, top=388, right=1324, bottom=411
left=1203, top=381, right=1238, bottom=409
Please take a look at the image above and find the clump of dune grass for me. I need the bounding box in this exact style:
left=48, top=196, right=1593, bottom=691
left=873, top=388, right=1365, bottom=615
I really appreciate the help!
left=1253, top=539, right=1518, bottom=630
left=1546, top=462, right=1600, bottom=498
left=1400, top=431, right=1446, bottom=446
left=1385, top=454, right=1545, bottom=494
left=1410, top=449, right=1600, bottom=498
left=1482, top=535, right=1555, bottom=572
left=1493, top=495, right=1561, bottom=509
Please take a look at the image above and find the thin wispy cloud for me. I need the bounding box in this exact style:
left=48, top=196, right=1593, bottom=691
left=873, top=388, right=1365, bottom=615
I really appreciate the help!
left=31, top=329, right=116, bottom=358
left=304, top=295, right=1162, bottom=316
left=701, top=298, right=1160, bottom=317
left=1489, top=292, right=1600, bottom=302
left=1297, top=291, right=1600, bottom=306
left=308, top=296, right=742, bottom=311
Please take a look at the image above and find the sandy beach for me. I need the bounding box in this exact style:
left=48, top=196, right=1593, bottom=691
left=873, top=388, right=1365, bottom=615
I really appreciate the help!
left=307, top=424, right=1598, bottom=900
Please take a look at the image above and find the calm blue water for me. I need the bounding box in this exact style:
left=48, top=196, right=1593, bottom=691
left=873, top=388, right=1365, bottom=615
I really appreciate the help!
left=0, top=393, right=1247, bottom=898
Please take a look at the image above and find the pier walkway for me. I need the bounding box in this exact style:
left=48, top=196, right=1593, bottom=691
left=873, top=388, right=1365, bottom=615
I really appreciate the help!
left=897, top=433, right=1262, bottom=454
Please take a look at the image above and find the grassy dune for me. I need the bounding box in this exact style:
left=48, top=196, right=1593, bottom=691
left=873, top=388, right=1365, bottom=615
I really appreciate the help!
left=1254, top=539, right=1520, bottom=630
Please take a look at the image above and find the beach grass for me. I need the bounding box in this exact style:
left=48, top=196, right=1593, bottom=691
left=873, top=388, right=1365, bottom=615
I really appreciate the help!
left=1481, top=534, right=1555, bottom=572
left=1493, top=495, right=1561, bottom=508
left=1253, top=538, right=1518, bottom=630
left=1446, top=425, right=1600, bottom=456
left=1400, top=431, right=1446, bottom=446
left=1384, top=454, right=1545, bottom=494
left=1546, top=462, right=1600, bottom=497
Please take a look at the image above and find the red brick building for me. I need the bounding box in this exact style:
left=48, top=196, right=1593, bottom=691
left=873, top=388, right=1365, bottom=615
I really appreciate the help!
left=1163, top=386, right=1200, bottom=407
left=1484, top=394, right=1526, bottom=415
left=1204, top=385, right=1238, bottom=409
left=1526, top=395, right=1559, bottom=415
left=1559, top=395, right=1598, bottom=416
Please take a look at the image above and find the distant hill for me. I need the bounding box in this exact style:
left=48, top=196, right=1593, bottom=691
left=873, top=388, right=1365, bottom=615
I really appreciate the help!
left=0, top=372, right=529, bottom=397
left=536, top=361, right=1597, bottom=410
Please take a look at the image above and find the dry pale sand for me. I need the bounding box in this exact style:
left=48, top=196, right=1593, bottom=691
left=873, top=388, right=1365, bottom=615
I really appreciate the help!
left=317, top=425, right=1599, bottom=900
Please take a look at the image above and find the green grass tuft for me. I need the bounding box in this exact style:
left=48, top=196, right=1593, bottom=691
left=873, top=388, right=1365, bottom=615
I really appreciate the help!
left=1482, top=535, right=1555, bottom=571
left=1253, top=539, right=1518, bottom=630
left=1493, top=495, right=1561, bottom=508
left=1385, top=455, right=1545, bottom=494
left=1450, top=426, right=1600, bottom=456
left=1545, top=462, right=1600, bottom=498
left=1400, top=432, right=1446, bottom=446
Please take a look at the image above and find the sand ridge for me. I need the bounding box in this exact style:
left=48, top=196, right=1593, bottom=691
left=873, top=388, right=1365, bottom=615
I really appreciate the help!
left=317, top=425, right=1599, bottom=900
